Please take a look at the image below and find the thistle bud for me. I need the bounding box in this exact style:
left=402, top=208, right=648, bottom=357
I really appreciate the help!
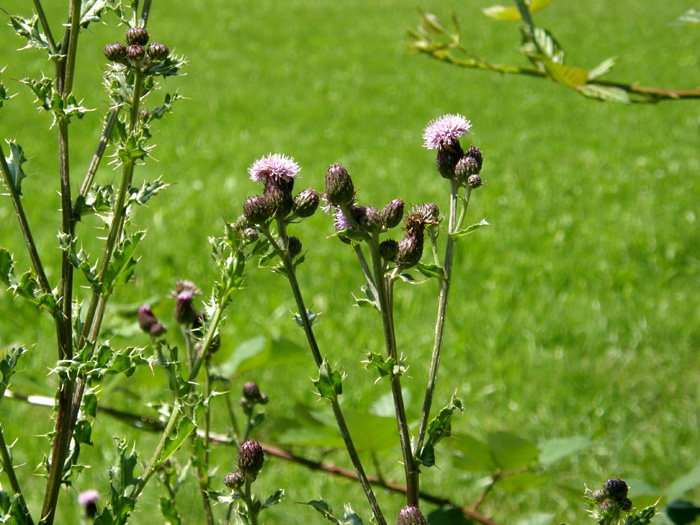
left=467, top=174, right=483, bottom=189
left=324, top=164, right=354, bottom=207
left=242, top=382, right=261, bottom=401
left=603, top=478, right=629, bottom=500
left=243, top=195, right=274, bottom=225
left=396, top=231, right=423, bottom=269
left=465, top=146, right=483, bottom=171
left=138, top=304, right=158, bottom=333
left=125, top=27, right=149, bottom=46
left=174, top=290, right=197, bottom=325
left=224, top=471, right=245, bottom=490
left=379, top=239, right=398, bottom=261
left=234, top=214, right=253, bottom=231
left=259, top=393, right=269, bottom=404
left=619, top=497, right=633, bottom=512
left=147, top=42, right=169, bottom=61
left=242, top=228, right=259, bottom=243
left=237, top=440, right=264, bottom=478
left=150, top=323, right=167, bottom=338
left=436, top=143, right=464, bottom=179
left=139, top=109, right=149, bottom=121
left=397, top=505, right=427, bottom=525
left=266, top=184, right=293, bottom=219
left=455, top=155, right=479, bottom=184
left=381, top=199, right=404, bottom=229
left=591, top=489, right=605, bottom=503
left=103, top=42, right=127, bottom=61
left=293, top=189, right=320, bottom=218
left=287, top=236, right=302, bottom=259
left=126, top=44, right=145, bottom=61
left=351, top=206, right=382, bottom=234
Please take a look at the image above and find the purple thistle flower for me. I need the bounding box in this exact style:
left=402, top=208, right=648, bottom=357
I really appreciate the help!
left=422, top=114, right=472, bottom=150
left=248, top=153, right=300, bottom=186
left=333, top=208, right=353, bottom=233
left=78, top=490, right=100, bottom=518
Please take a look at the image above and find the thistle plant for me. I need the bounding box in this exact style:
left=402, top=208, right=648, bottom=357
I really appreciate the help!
left=231, top=112, right=488, bottom=523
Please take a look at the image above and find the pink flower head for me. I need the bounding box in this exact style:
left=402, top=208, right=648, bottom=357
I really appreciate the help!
left=78, top=490, right=100, bottom=506
left=422, top=114, right=472, bottom=150
left=248, top=153, right=300, bottom=186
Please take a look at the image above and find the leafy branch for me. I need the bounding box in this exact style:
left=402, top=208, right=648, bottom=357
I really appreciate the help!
left=407, top=0, right=700, bottom=103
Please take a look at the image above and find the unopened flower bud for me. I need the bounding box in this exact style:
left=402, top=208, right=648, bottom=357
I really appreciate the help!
left=352, top=206, right=382, bottom=234
left=139, top=109, right=149, bottom=121
left=293, top=189, right=320, bottom=218
left=467, top=174, right=483, bottom=189
left=150, top=323, right=167, bottom=338
left=465, top=146, right=483, bottom=171
left=103, top=42, right=127, bottom=61
left=379, top=239, right=398, bottom=261
left=147, top=42, right=169, bottom=61
left=396, top=232, right=423, bottom=269
left=619, top=497, right=633, bottom=512
left=237, top=440, right=264, bottom=478
left=126, top=44, right=145, bottom=61
left=381, top=199, right=404, bottom=229
left=436, top=144, right=463, bottom=179
left=591, top=489, right=605, bottom=503
left=287, top=236, right=302, bottom=259
left=224, top=471, right=245, bottom=490
left=603, top=478, right=629, bottom=500
left=243, top=195, right=274, bottom=225
left=125, top=27, right=149, bottom=46
left=324, top=164, right=354, bottom=207
left=242, top=228, right=259, bottom=243
left=234, top=214, right=253, bottom=231
left=242, top=382, right=261, bottom=401
left=174, top=290, right=197, bottom=325
left=266, top=184, right=293, bottom=219
left=397, top=505, right=427, bottom=525
left=138, top=304, right=158, bottom=333
left=259, top=393, right=269, bottom=404
left=455, top=156, right=479, bottom=183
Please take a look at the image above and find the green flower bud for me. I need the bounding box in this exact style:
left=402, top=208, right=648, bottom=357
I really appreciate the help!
left=242, top=382, right=261, bottom=401
left=467, top=174, right=483, bottom=189
left=224, top=471, right=245, bottom=490
left=351, top=206, right=382, bottom=234
left=619, top=497, right=633, bottom=512
left=324, top=164, right=354, bottom=207
left=396, top=231, right=423, bottom=269
left=287, top=236, right=302, bottom=259
left=266, top=184, right=293, bottom=219
left=379, top=239, right=398, bottom=261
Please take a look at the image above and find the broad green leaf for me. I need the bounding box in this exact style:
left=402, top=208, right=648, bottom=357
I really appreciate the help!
left=3, top=141, right=28, bottom=195
left=498, top=471, right=548, bottom=492
left=416, top=262, right=445, bottom=280
left=665, top=501, right=700, bottom=525
left=665, top=460, right=700, bottom=500
left=300, top=500, right=339, bottom=523
left=159, top=416, right=196, bottom=464
left=588, top=57, right=617, bottom=80
left=159, top=496, right=182, bottom=525
left=426, top=507, right=472, bottom=524
left=488, top=431, right=539, bottom=471
left=538, top=435, right=592, bottom=465
left=343, top=409, right=398, bottom=452
left=262, top=489, right=285, bottom=509
left=278, top=426, right=344, bottom=448
left=450, top=433, right=498, bottom=473
left=449, top=219, right=491, bottom=240
left=220, top=336, right=306, bottom=376
left=577, top=84, right=631, bottom=104
left=369, top=389, right=411, bottom=418
left=541, top=58, right=588, bottom=87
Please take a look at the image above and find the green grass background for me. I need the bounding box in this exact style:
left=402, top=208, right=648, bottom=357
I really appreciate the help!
left=1, top=0, right=699, bottom=523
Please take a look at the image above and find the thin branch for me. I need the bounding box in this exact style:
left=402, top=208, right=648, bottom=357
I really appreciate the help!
left=0, top=424, right=33, bottom=524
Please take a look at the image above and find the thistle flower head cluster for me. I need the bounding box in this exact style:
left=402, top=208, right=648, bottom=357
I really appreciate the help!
left=588, top=478, right=633, bottom=522
left=423, top=114, right=485, bottom=186
left=240, top=381, right=269, bottom=415
left=137, top=304, right=167, bottom=339
left=241, top=154, right=319, bottom=231
left=394, top=204, right=440, bottom=269
left=104, top=27, right=170, bottom=72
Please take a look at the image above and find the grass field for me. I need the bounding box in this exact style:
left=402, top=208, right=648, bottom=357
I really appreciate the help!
left=1, top=0, right=699, bottom=523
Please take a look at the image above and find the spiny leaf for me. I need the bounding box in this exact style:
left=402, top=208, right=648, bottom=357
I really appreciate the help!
left=8, top=14, right=51, bottom=51
left=3, top=141, right=28, bottom=196
left=128, top=177, right=170, bottom=206
left=159, top=416, right=196, bottom=464
left=419, top=394, right=464, bottom=467
left=147, top=92, right=183, bottom=121
left=80, top=0, right=122, bottom=29
left=262, top=489, right=285, bottom=509
left=416, top=262, right=445, bottom=280
left=103, top=231, right=146, bottom=293
left=449, top=219, right=491, bottom=240
left=313, top=359, right=344, bottom=400
left=0, top=248, right=56, bottom=314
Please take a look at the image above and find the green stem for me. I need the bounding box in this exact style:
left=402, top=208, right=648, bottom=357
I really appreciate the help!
left=0, top=424, right=33, bottom=524
left=193, top=363, right=214, bottom=525
left=414, top=181, right=469, bottom=460
left=241, top=478, right=259, bottom=525
left=367, top=238, right=419, bottom=507
left=225, top=392, right=241, bottom=445
left=31, top=0, right=58, bottom=56
left=266, top=222, right=387, bottom=525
